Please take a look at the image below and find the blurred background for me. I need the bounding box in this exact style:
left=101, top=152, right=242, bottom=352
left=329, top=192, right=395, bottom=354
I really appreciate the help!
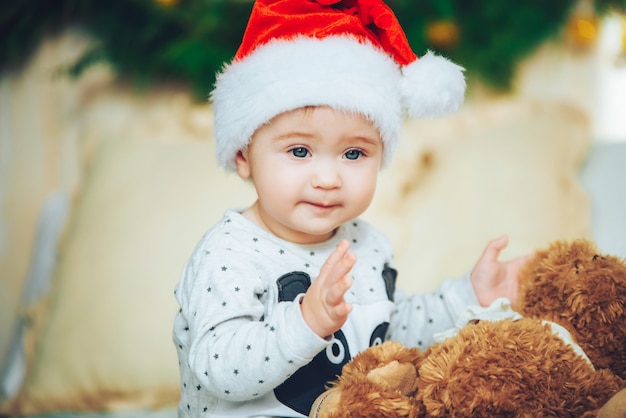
left=1, top=0, right=626, bottom=415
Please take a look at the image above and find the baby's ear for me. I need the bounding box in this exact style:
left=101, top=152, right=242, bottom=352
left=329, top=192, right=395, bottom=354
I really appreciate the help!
left=235, top=149, right=251, bottom=179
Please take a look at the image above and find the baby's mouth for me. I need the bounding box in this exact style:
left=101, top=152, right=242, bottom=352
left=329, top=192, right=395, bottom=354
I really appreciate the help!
left=305, top=201, right=341, bottom=210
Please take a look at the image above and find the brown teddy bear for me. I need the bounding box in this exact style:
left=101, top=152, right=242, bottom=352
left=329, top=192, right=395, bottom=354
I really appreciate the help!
left=310, top=239, right=626, bottom=417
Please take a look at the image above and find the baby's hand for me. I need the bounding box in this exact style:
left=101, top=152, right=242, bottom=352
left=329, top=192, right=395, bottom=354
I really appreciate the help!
left=301, top=239, right=355, bottom=339
left=471, top=235, right=532, bottom=308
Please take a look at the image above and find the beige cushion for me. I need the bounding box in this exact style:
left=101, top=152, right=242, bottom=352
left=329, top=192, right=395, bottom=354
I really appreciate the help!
left=0, top=32, right=96, bottom=375
left=10, top=98, right=590, bottom=413
left=365, top=99, right=591, bottom=293
left=12, top=106, right=255, bottom=413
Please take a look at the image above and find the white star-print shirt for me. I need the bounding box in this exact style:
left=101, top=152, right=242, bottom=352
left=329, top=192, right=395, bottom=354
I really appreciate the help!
left=173, top=209, right=477, bottom=417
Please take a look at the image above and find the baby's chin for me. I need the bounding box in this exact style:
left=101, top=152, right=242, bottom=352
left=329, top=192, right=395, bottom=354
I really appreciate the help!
left=283, top=228, right=339, bottom=245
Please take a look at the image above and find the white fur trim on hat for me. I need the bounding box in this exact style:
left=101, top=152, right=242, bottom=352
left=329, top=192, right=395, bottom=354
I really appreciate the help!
left=211, top=36, right=404, bottom=172
left=400, top=51, right=466, bottom=119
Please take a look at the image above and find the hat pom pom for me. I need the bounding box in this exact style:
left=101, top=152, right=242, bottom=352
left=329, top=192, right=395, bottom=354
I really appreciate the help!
left=400, top=50, right=466, bottom=118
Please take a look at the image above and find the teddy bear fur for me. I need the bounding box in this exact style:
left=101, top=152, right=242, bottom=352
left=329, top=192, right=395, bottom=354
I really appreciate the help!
left=417, top=317, right=624, bottom=416
left=309, top=341, right=425, bottom=418
left=517, top=239, right=626, bottom=381
left=310, top=239, right=626, bottom=417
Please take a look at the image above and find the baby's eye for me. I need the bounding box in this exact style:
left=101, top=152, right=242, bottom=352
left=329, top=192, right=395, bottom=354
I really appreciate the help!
left=290, top=147, right=309, bottom=158
left=344, top=149, right=363, bottom=160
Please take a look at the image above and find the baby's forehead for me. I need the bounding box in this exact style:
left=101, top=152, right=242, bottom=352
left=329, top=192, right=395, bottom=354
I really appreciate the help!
left=260, top=106, right=382, bottom=138
left=276, top=105, right=362, bottom=118
left=273, top=106, right=379, bottom=128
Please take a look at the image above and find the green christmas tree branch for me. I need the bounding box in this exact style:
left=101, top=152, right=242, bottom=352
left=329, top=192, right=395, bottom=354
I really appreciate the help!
left=1, top=0, right=625, bottom=99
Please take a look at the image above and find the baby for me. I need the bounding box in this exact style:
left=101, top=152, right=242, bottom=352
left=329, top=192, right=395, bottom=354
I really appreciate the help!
left=173, top=0, right=527, bottom=416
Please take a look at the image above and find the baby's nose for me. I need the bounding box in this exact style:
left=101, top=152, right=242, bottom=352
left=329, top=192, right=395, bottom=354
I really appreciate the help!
left=311, top=163, right=342, bottom=189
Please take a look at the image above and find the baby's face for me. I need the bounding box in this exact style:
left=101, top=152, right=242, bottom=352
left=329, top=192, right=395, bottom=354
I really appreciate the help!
left=236, top=106, right=383, bottom=244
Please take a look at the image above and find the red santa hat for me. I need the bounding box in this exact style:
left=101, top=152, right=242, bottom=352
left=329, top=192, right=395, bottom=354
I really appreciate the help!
left=211, top=0, right=466, bottom=171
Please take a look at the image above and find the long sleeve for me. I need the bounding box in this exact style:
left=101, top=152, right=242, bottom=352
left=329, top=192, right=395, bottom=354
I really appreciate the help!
left=175, top=242, right=330, bottom=402
left=388, top=272, right=479, bottom=348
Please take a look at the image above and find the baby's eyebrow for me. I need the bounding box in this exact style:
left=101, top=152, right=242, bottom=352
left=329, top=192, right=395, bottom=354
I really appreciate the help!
left=347, top=135, right=382, bottom=147
left=275, top=131, right=316, bottom=141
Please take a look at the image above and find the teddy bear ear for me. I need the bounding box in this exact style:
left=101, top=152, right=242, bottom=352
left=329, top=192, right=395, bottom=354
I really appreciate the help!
left=309, top=387, right=342, bottom=418
left=366, top=361, right=418, bottom=395
left=597, top=388, right=626, bottom=418
left=310, top=341, right=426, bottom=417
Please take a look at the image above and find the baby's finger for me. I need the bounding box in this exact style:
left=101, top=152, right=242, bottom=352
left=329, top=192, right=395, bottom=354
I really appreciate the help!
left=325, top=273, right=353, bottom=307
left=319, top=240, right=351, bottom=279
left=329, top=300, right=353, bottom=319
left=323, top=246, right=356, bottom=291
left=325, top=279, right=353, bottom=322
left=479, top=235, right=508, bottom=264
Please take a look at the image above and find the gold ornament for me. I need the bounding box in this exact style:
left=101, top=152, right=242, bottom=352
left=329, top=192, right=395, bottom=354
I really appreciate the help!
left=567, top=14, right=599, bottom=49
left=622, top=15, right=626, bottom=55
left=426, top=20, right=459, bottom=50
left=155, top=0, right=180, bottom=7
left=566, top=0, right=599, bottom=50
left=616, top=14, right=626, bottom=67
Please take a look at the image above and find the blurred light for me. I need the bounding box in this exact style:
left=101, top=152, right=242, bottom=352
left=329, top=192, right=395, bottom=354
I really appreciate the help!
left=594, top=14, right=626, bottom=142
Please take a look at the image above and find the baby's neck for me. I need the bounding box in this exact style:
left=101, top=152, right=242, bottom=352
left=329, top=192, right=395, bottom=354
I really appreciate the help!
left=241, top=200, right=338, bottom=245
